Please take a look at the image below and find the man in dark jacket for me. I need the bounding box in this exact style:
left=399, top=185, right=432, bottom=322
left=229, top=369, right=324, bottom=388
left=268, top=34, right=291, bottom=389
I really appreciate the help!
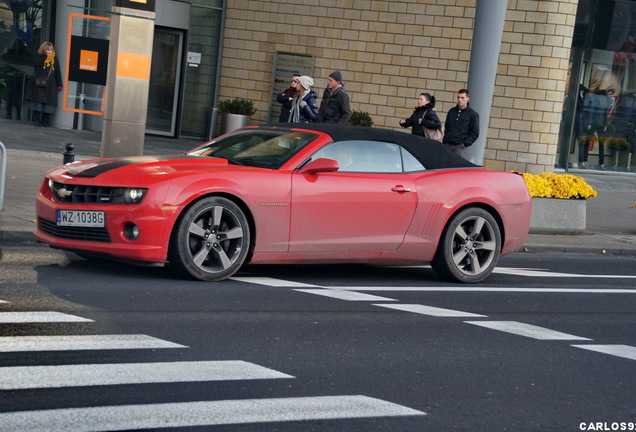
left=317, top=70, right=351, bottom=124
left=443, top=89, right=479, bottom=157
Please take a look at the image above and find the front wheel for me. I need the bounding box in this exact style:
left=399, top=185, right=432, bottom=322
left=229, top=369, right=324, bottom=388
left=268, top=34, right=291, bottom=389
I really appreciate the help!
left=431, top=207, right=501, bottom=283
left=169, top=197, right=250, bottom=281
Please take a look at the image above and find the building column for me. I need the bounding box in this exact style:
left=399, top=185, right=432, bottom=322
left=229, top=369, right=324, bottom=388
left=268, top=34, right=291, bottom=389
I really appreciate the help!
left=100, top=0, right=155, bottom=158
left=464, top=0, right=507, bottom=166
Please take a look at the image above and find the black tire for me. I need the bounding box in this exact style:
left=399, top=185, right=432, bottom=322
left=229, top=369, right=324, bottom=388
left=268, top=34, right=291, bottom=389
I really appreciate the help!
left=169, top=196, right=250, bottom=281
left=431, top=207, right=501, bottom=283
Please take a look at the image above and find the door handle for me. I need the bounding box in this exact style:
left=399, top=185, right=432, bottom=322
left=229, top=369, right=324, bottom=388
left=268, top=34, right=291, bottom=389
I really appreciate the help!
left=391, top=185, right=412, bottom=193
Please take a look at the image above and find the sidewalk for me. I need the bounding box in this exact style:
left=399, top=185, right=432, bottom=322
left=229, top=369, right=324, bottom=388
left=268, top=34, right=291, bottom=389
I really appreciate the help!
left=1, top=118, right=635, bottom=255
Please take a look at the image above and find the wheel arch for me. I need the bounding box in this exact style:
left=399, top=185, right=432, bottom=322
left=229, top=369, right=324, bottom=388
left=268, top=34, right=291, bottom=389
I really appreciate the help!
left=435, top=202, right=505, bottom=254
left=168, top=192, right=257, bottom=263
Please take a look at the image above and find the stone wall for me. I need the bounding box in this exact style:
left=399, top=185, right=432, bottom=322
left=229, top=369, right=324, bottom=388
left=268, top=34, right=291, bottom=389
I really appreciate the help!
left=220, top=0, right=579, bottom=173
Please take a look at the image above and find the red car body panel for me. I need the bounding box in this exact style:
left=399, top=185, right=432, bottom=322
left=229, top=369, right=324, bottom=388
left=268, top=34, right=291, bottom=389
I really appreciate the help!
left=34, top=124, right=531, bottom=278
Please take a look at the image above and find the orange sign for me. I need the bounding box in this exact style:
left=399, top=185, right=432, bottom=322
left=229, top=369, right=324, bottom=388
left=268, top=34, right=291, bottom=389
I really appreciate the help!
left=79, top=50, right=99, bottom=72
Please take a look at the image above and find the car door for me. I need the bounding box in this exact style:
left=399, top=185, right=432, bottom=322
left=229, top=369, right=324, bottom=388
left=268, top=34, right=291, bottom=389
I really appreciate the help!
left=289, top=140, right=419, bottom=252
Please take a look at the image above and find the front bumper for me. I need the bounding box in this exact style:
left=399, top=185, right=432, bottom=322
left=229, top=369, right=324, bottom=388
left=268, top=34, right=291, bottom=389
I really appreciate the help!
left=34, top=181, right=179, bottom=263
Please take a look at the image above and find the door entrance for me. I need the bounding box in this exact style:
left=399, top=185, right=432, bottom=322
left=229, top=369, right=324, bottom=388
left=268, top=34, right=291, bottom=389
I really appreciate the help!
left=146, top=27, right=184, bottom=136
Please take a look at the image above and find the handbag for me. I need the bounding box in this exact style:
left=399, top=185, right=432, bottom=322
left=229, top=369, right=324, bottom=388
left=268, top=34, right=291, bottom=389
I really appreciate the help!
left=421, top=110, right=443, bottom=141
left=424, top=126, right=443, bottom=141
left=34, top=69, right=51, bottom=88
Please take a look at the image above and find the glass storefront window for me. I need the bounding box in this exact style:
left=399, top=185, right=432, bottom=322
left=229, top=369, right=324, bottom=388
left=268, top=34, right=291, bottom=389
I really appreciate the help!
left=577, top=50, right=635, bottom=170
left=0, top=0, right=44, bottom=120
left=560, top=0, right=636, bottom=172
left=181, top=3, right=223, bottom=138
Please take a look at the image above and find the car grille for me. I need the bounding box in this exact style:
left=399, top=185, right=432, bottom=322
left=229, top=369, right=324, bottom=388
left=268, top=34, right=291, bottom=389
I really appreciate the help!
left=52, top=182, right=122, bottom=204
left=39, top=219, right=111, bottom=243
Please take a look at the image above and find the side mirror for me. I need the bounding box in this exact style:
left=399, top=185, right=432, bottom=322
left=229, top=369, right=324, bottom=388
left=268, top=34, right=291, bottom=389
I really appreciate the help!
left=299, top=158, right=340, bottom=175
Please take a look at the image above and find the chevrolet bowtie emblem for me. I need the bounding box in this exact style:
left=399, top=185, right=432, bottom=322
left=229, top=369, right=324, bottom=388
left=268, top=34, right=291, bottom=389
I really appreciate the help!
left=57, top=187, right=72, bottom=198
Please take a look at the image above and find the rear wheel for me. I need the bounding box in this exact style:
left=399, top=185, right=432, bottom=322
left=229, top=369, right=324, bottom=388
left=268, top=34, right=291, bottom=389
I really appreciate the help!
left=431, top=207, right=501, bottom=283
left=169, top=197, right=250, bottom=281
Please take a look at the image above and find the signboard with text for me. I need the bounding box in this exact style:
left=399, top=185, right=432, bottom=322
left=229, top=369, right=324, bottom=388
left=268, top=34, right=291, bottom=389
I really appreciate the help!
left=269, top=52, right=314, bottom=123
left=63, top=14, right=111, bottom=116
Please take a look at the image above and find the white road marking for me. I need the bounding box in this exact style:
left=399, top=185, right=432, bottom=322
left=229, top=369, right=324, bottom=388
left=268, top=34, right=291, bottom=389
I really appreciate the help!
left=332, top=286, right=636, bottom=293
left=234, top=276, right=636, bottom=293
left=0, top=334, right=187, bottom=352
left=0, top=395, right=425, bottom=431
left=380, top=265, right=636, bottom=279
left=0, top=361, right=293, bottom=390
left=0, top=312, right=94, bottom=323
left=572, top=344, right=636, bottom=361
left=493, top=267, right=636, bottom=278
left=231, top=276, right=320, bottom=287
left=230, top=276, right=636, bottom=361
left=374, top=304, right=487, bottom=318
left=465, top=321, right=592, bottom=341
left=295, top=289, right=396, bottom=302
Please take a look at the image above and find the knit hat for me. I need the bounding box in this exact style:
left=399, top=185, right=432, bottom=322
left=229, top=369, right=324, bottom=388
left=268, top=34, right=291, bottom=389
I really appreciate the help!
left=329, top=70, right=343, bottom=82
left=297, top=75, right=314, bottom=89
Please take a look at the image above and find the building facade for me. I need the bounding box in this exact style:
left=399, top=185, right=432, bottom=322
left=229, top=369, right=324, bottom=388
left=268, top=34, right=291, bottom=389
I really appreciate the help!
left=1, top=0, right=634, bottom=175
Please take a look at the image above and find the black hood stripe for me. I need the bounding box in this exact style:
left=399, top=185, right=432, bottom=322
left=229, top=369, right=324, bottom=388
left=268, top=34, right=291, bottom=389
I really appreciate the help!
left=68, top=155, right=198, bottom=178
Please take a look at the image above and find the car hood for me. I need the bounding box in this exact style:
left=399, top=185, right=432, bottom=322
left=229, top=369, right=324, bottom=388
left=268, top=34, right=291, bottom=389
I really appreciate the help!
left=62, top=155, right=240, bottom=179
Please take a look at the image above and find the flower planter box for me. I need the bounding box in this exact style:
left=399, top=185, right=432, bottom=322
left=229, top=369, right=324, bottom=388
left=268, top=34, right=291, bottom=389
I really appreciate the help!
left=529, top=197, right=586, bottom=235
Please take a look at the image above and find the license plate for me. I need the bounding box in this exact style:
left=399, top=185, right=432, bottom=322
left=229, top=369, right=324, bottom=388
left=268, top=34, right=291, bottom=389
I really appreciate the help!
left=56, top=210, right=105, bottom=227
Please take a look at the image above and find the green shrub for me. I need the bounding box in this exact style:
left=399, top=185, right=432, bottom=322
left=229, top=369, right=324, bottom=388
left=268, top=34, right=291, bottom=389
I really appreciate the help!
left=349, top=110, right=374, bottom=127
left=218, top=98, right=257, bottom=116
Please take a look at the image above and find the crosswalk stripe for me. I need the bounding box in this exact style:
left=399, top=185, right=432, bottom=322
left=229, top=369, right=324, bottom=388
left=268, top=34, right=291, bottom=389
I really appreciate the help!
left=0, top=361, right=293, bottom=390
left=231, top=276, right=319, bottom=287
left=465, top=321, right=592, bottom=341
left=572, top=344, right=636, bottom=361
left=295, top=289, right=396, bottom=302
left=0, top=395, right=425, bottom=431
left=0, top=334, right=187, bottom=352
left=374, top=303, right=487, bottom=318
left=0, top=312, right=94, bottom=323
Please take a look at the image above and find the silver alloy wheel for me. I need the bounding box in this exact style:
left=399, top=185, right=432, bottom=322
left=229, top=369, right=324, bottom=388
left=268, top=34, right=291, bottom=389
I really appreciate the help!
left=431, top=207, right=501, bottom=283
left=450, top=214, right=498, bottom=276
left=170, top=197, right=250, bottom=281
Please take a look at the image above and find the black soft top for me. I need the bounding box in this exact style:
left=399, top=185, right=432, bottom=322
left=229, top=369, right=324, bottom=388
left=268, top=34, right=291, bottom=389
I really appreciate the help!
left=260, top=123, right=480, bottom=170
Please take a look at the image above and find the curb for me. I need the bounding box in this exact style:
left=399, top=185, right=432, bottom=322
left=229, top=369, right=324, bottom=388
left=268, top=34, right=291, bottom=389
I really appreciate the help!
left=518, top=244, right=636, bottom=256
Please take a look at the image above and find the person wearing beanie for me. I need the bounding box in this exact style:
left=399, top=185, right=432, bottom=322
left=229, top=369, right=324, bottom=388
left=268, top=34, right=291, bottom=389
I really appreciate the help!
left=317, top=70, right=351, bottom=124
left=329, top=70, right=342, bottom=83
left=276, top=74, right=300, bottom=122
left=289, top=75, right=319, bottom=123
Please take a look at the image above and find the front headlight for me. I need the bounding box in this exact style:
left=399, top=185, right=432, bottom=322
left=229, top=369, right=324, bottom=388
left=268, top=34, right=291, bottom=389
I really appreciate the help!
left=122, top=188, right=148, bottom=204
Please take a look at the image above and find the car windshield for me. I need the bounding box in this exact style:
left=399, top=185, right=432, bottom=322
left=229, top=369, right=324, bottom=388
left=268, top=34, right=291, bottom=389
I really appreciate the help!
left=188, top=130, right=319, bottom=169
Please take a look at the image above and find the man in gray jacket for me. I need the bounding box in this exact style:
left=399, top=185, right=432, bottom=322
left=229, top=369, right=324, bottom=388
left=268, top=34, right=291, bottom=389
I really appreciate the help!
left=317, top=70, right=352, bottom=124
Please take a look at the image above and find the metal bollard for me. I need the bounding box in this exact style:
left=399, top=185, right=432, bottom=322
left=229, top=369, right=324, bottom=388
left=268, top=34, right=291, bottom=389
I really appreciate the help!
left=0, top=140, right=6, bottom=211
left=77, top=93, right=86, bottom=130
left=63, top=143, right=75, bottom=164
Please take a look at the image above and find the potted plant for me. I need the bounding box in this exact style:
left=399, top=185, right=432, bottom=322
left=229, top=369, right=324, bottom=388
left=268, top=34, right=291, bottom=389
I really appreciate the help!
left=349, top=110, right=374, bottom=127
left=522, top=172, right=597, bottom=234
left=218, top=98, right=257, bottom=134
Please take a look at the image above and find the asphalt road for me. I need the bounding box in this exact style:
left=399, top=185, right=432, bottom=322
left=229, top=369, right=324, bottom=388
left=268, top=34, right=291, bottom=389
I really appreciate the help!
left=0, top=246, right=635, bottom=431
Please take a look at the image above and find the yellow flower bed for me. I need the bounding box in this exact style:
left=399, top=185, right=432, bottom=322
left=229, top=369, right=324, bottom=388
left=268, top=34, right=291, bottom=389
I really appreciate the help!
left=522, top=172, right=598, bottom=199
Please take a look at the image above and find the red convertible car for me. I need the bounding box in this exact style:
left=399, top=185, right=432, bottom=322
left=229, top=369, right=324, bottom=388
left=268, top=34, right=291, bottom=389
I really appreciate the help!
left=35, top=124, right=531, bottom=283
